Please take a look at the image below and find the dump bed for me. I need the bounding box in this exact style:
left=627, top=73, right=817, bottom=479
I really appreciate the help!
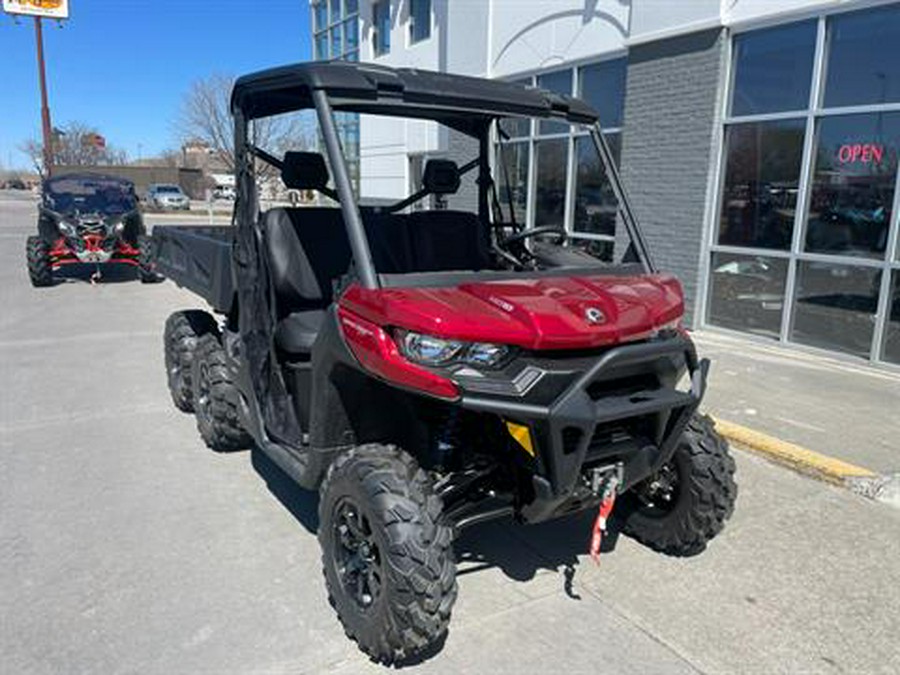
left=153, top=225, right=234, bottom=313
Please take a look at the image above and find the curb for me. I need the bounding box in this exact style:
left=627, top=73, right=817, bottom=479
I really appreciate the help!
left=713, top=418, right=877, bottom=486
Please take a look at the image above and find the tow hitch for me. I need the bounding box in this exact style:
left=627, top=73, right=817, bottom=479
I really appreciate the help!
left=588, top=462, right=623, bottom=564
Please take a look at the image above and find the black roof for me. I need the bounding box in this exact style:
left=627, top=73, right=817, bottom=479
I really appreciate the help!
left=43, top=173, right=134, bottom=190
left=231, top=62, right=599, bottom=127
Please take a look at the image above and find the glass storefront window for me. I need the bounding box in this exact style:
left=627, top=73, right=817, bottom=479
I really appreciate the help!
left=790, top=261, right=881, bottom=357
left=534, top=138, right=568, bottom=226
left=731, top=21, right=816, bottom=116
left=823, top=5, right=900, bottom=108
left=497, top=141, right=529, bottom=225
left=330, top=0, right=342, bottom=24
left=344, top=18, right=358, bottom=51
left=331, top=25, right=342, bottom=56
left=579, top=58, right=626, bottom=129
left=804, top=112, right=900, bottom=259
left=373, top=1, right=391, bottom=56
left=410, top=0, right=431, bottom=43
left=537, top=70, right=572, bottom=135
left=314, top=1, right=329, bottom=32
left=573, top=133, right=620, bottom=237
left=708, top=253, right=788, bottom=338
left=883, top=272, right=900, bottom=364
left=345, top=0, right=358, bottom=15
left=718, top=119, right=806, bottom=250
left=314, top=32, right=328, bottom=60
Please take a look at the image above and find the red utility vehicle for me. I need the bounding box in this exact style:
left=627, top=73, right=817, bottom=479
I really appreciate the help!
left=153, top=63, right=736, bottom=664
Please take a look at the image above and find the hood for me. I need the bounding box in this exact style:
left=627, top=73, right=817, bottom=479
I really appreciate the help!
left=340, top=273, right=684, bottom=350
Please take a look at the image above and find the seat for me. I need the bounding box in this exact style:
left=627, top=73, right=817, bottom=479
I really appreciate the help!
left=263, top=205, right=351, bottom=353
left=405, top=210, right=491, bottom=272
left=274, top=309, right=327, bottom=353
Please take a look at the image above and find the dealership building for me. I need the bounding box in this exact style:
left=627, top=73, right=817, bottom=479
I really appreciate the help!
left=310, top=0, right=900, bottom=368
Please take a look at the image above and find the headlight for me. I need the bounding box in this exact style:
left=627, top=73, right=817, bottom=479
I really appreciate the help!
left=57, top=219, right=76, bottom=236
left=113, top=221, right=126, bottom=233
left=397, top=331, right=511, bottom=369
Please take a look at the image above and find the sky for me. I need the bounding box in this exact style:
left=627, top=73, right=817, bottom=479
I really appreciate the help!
left=0, top=0, right=311, bottom=171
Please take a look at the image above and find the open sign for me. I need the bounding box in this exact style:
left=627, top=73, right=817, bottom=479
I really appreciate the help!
left=837, top=143, right=884, bottom=164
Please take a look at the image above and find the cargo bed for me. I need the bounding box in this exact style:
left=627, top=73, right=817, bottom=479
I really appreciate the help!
left=152, top=225, right=234, bottom=313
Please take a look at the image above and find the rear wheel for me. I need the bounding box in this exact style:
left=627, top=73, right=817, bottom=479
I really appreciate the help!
left=617, top=413, right=737, bottom=557
left=26, top=236, right=53, bottom=287
left=319, top=444, right=457, bottom=664
left=191, top=333, right=252, bottom=451
left=138, top=234, right=164, bottom=283
left=163, top=310, right=218, bottom=412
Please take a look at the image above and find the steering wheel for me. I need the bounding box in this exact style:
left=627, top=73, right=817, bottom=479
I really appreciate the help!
left=502, top=225, right=567, bottom=246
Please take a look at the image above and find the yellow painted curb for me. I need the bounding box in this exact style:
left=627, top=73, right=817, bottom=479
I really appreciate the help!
left=713, top=418, right=877, bottom=485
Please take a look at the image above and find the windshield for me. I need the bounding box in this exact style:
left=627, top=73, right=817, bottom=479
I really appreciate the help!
left=155, top=185, right=182, bottom=194
left=245, top=104, right=648, bottom=285
left=45, top=177, right=137, bottom=215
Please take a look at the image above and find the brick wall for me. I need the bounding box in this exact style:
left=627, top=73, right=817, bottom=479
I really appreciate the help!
left=618, top=28, right=725, bottom=325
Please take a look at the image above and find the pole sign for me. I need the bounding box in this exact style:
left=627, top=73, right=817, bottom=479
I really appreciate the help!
left=2, top=0, right=69, bottom=19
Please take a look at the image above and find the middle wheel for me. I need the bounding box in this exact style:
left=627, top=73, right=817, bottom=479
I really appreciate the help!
left=191, top=333, right=253, bottom=451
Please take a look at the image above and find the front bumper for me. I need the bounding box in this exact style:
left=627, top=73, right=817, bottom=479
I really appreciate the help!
left=459, top=332, right=708, bottom=523
left=50, top=236, right=140, bottom=268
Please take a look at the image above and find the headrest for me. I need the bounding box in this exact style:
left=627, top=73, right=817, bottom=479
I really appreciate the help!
left=282, top=152, right=329, bottom=191
left=422, top=159, right=460, bottom=195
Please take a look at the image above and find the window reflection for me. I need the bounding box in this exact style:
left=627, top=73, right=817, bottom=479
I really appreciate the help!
left=791, top=261, right=881, bottom=357
left=538, top=70, right=572, bottom=135
left=573, top=133, right=620, bottom=237
left=732, top=21, right=816, bottom=116
left=824, top=5, right=900, bottom=108
left=497, top=141, right=529, bottom=225
left=534, top=138, right=568, bottom=226
left=805, top=112, right=900, bottom=258
left=579, top=59, right=627, bottom=129
left=570, top=238, right=614, bottom=262
left=708, top=253, right=788, bottom=338
left=718, top=119, right=806, bottom=250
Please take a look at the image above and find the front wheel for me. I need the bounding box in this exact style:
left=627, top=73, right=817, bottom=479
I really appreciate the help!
left=319, top=444, right=457, bottom=664
left=617, top=413, right=737, bottom=557
left=26, top=236, right=53, bottom=287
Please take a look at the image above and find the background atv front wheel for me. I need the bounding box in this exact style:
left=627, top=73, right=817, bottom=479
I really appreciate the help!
left=319, top=444, right=457, bottom=664
left=26, top=236, right=53, bottom=287
left=137, top=234, right=164, bottom=283
left=617, top=413, right=737, bottom=557
left=191, top=333, right=252, bottom=451
left=163, top=310, right=218, bottom=412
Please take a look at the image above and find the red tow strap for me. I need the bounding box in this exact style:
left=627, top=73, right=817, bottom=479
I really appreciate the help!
left=589, top=478, right=619, bottom=565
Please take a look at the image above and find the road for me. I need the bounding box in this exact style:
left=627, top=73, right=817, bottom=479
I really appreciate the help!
left=1, top=190, right=898, bottom=674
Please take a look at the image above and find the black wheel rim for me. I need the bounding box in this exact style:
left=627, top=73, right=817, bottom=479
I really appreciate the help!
left=332, top=498, right=383, bottom=611
left=633, top=460, right=681, bottom=517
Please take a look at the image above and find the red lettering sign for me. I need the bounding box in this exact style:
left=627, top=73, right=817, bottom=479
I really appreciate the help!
left=837, top=143, right=884, bottom=164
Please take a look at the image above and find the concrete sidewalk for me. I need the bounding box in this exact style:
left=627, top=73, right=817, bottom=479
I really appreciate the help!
left=694, top=329, right=900, bottom=476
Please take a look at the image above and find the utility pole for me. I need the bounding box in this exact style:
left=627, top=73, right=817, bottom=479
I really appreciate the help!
left=34, top=17, right=54, bottom=176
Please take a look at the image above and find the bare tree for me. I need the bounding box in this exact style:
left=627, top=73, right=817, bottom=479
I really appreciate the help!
left=175, top=73, right=311, bottom=179
left=20, top=121, right=128, bottom=176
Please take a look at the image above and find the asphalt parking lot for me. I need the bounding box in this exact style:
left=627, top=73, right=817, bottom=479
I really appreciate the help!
left=2, top=190, right=899, bottom=674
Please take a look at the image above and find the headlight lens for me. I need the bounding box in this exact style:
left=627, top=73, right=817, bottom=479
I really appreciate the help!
left=397, top=331, right=511, bottom=369
left=113, top=221, right=126, bottom=233
left=57, top=219, right=76, bottom=236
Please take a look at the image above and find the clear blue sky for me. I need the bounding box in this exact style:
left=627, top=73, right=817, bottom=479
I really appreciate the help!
left=0, top=1, right=311, bottom=171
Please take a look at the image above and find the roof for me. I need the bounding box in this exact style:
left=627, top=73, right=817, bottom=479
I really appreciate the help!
left=230, top=61, right=599, bottom=127
left=44, top=172, right=134, bottom=189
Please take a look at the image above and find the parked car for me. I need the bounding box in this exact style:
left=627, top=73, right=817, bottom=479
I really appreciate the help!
left=212, top=185, right=236, bottom=200
left=26, top=173, right=162, bottom=286
left=5, top=178, right=27, bottom=190
left=146, top=183, right=190, bottom=210
left=152, top=62, right=736, bottom=664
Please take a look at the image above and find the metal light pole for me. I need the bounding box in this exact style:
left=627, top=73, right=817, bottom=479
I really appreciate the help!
left=34, top=16, right=54, bottom=176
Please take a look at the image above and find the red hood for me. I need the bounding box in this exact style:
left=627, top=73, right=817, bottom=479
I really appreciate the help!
left=339, top=273, right=684, bottom=350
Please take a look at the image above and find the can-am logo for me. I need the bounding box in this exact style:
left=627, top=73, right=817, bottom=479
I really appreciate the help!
left=584, top=307, right=606, bottom=324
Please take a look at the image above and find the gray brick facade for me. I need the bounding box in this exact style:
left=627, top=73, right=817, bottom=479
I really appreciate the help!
left=618, top=29, right=725, bottom=326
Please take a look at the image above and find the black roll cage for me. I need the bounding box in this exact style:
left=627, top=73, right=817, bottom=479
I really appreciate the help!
left=231, top=62, right=655, bottom=291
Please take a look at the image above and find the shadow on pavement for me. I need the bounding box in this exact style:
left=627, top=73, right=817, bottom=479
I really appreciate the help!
left=52, top=264, right=141, bottom=285
left=251, top=448, right=320, bottom=534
